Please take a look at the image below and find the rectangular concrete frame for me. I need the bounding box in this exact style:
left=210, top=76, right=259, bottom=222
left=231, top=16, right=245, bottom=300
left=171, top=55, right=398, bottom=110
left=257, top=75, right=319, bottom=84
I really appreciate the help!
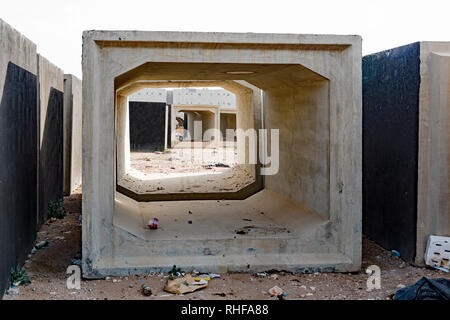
left=63, top=74, right=83, bottom=195
left=82, top=31, right=362, bottom=277
left=416, top=42, right=450, bottom=265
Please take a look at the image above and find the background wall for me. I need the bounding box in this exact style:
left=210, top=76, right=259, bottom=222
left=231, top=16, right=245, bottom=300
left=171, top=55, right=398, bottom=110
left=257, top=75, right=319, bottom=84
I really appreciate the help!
left=129, top=101, right=166, bottom=152
left=362, top=42, right=420, bottom=262
left=38, top=55, right=64, bottom=227
left=63, top=74, right=82, bottom=195
left=0, top=19, right=38, bottom=297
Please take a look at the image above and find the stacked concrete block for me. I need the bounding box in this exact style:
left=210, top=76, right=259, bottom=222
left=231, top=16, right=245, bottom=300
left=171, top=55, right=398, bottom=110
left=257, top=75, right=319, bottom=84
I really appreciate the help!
left=37, top=55, right=64, bottom=227
left=0, top=19, right=38, bottom=296
left=63, top=74, right=82, bottom=195
left=363, top=42, right=450, bottom=264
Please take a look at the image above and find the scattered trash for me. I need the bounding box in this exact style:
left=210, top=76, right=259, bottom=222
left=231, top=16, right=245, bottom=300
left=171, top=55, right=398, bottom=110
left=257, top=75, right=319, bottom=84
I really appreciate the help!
left=433, top=266, right=449, bottom=273
left=391, top=250, right=401, bottom=257
left=112, top=279, right=121, bottom=283
left=78, top=215, right=82, bottom=221
left=71, top=259, right=82, bottom=267
left=213, top=293, right=226, bottom=297
left=203, top=163, right=230, bottom=169
left=35, top=240, right=48, bottom=249
left=270, top=274, right=278, bottom=280
left=49, top=217, right=57, bottom=223
left=268, top=285, right=283, bottom=297
left=147, top=217, right=159, bottom=229
left=164, top=274, right=208, bottom=295
left=425, top=235, right=450, bottom=271
left=31, top=248, right=37, bottom=254
left=209, top=274, right=221, bottom=279
left=7, top=286, right=19, bottom=295
left=192, top=279, right=208, bottom=285
left=191, top=270, right=199, bottom=276
left=168, top=265, right=183, bottom=279
left=141, top=284, right=152, bottom=296
left=257, top=272, right=268, bottom=277
left=394, top=277, right=450, bottom=300
left=397, top=284, right=405, bottom=289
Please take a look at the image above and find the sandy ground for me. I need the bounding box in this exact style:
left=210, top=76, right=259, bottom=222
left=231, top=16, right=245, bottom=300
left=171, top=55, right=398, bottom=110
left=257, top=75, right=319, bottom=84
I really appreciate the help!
left=2, top=189, right=448, bottom=300
left=118, top=148, right=255, bottom=194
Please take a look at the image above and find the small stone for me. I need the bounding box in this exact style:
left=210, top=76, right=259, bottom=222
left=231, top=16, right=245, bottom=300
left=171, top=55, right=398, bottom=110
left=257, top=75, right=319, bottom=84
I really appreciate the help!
left=397, top=284, right=406, bottom=289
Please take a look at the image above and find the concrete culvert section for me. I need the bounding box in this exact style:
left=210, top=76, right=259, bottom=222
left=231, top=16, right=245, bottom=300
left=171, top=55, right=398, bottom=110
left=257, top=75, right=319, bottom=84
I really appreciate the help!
left=82, top=31, right=362, bottom=277
left=116, top=83, right=258, bottom=200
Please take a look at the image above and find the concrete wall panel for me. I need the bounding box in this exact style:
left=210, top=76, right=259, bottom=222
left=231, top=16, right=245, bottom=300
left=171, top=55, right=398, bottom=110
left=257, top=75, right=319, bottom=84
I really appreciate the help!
left=362, top=43, right=420, bottom=262
left=129, top=101, right=166, bottom=152
left=0, top=19, right=38, bottom=296
left=38, top=55, right=64, bottom=226
left=63, top=74, right=82, bottom=195
left=363, top=42, right=450, bottom=264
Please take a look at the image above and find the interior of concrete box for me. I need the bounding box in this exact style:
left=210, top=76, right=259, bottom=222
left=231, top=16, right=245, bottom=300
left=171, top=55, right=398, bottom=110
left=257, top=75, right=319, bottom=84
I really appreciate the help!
left=112, top=61, right=332, bottom=269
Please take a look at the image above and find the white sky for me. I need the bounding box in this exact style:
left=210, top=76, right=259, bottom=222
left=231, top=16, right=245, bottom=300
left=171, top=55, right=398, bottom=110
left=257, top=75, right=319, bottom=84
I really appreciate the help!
left=2, top=0, right=449, bottom=78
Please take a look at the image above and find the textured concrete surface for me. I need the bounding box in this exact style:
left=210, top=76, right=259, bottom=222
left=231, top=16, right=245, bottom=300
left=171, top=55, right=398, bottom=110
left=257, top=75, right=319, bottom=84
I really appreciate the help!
left=362, top=43, right=421, bottom=262
left=0, top=19, right=38, bottom=297
left=63, top=74, right=82, bottom=195
left=82, top=31, right=362, bottom=277
left=416, top=42, right=450, bottom=265
left=128, top=101, right=166, bottom=152
left=363, top=42, right=450, bottom=265
left=38, top=55, right=64, bottom=227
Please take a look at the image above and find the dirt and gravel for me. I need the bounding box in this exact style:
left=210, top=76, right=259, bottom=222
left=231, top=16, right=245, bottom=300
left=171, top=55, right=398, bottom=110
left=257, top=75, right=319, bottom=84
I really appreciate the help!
left=2, top=188, right=448, bottom=300
left=118, top=149, right=255, bottom=194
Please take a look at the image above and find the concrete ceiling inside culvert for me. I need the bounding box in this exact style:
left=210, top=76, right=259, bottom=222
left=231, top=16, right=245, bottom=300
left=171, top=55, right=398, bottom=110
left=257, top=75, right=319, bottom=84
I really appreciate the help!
left=114, top=62, right=328, bottom=92
left=116, top=80, right=252, bottom=96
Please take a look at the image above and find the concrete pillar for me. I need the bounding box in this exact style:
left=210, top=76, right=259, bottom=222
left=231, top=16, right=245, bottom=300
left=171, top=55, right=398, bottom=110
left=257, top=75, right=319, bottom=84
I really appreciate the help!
left=63, top=74, right=82, bottom=195
left=116, top=94, right=130, bottom=178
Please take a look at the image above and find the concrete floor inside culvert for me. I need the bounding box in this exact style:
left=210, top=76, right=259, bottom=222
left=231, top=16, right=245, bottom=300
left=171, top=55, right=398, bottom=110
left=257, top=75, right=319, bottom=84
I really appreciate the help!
left=111, top=189, right=342, bottom=273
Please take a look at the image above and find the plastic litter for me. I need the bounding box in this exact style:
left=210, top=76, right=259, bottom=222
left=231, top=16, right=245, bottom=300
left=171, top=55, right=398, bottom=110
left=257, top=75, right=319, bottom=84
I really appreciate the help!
left=394, top=277, right=450, bottom=300
left=148, top=217, right=159, bottom=229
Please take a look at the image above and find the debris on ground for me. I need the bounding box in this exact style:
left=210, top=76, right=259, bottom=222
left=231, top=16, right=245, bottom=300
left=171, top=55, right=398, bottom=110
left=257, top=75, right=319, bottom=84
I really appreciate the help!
left=391, top=250, right=401, bottom=257
left=268, top=286, right=284, bottom=297
left=141, top=284, right=152, bottom=296
left=394, top=277, right=450, bottom=300
left=257, top=272, right=268, bottom=277
left=147, top=217, right=159, bottom=229
left=71, top=259, right=81, bottom=267
left=168, top=265, right=183, bottom=280
left=425, top=235, right=450, bottom=272
left=213, top=292, right=226, bottom=297
left=35, top=240, right=48, bottom=249
left=7, top=286, right=19, bottom=295
left=164, top=274, right=208, bottom=295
